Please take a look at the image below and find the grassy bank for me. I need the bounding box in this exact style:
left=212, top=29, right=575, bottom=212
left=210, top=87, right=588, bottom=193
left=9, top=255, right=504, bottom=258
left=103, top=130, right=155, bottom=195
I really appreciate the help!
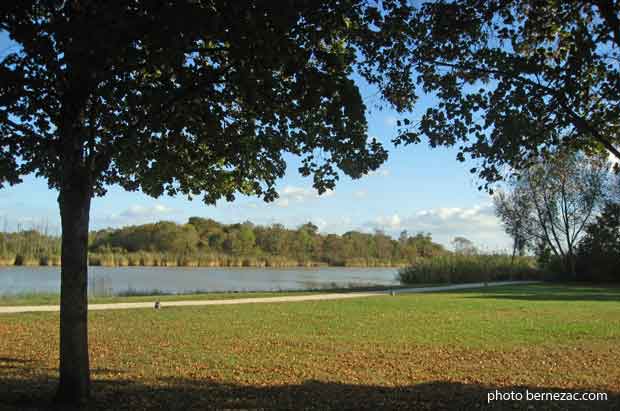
left=1, top=284, right=619, bottom=410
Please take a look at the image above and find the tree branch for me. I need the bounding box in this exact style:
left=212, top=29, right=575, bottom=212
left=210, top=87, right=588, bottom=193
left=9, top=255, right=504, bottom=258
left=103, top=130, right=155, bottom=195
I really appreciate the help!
left=421, top=58, right=620, bottom=159
left=593, top=0, right=620, bottom=48
left=3, top=117, right=46, bottom=141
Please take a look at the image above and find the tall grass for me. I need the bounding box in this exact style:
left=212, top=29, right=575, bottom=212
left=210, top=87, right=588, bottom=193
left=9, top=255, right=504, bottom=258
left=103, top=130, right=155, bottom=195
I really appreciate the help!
left=85, top=251, right=325, bottom=268
left=0, top=230, right=416, bottom=269
left=397, top=254, right=542, bottom=284
left=344, top=257, right=408, bottom=268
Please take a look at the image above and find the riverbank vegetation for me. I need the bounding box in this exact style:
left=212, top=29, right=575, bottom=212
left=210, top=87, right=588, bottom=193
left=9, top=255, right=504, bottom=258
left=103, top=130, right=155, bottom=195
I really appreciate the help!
left=0, top=229, right=61, bottom=266
left=0, top=218, right=447, bottom=268
left=0, top=218, right=545, bottom=287
left=1, top=283, right=618, bottom=410
left=397, top=255, right=540, bottom=284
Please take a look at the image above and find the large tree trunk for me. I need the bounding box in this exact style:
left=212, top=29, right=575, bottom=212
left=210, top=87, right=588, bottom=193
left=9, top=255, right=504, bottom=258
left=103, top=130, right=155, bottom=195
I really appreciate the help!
left=54, top=176, right=92, bottom=406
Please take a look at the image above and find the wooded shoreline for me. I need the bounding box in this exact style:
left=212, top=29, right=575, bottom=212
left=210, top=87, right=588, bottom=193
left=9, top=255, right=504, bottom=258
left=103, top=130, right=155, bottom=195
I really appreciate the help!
left=0, top=217, right=446, bottom=269
left=0, top=252, right=409, bottom=268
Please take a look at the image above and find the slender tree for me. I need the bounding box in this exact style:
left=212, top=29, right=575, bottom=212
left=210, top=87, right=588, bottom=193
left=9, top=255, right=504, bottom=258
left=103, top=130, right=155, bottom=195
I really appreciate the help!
left=0, top=1, right=413, bottom=405
left=451, top=236, right=477, bottom=255
left=494, top=151, right=608, bottom=276
left=494, top=188, right=534, bottom=260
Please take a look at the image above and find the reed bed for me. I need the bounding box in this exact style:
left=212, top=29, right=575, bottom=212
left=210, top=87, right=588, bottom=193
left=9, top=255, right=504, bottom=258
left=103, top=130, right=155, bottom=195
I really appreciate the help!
left=0, top=249, right=541, bottom=277
left=397, top=254, right=541, bottom=284
left=85, top=252, right=323, bottom=268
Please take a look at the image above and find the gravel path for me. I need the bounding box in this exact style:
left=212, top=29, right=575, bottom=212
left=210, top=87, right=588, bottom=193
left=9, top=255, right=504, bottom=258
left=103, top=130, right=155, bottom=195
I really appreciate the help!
left=0, top=281, right=540, bottom=314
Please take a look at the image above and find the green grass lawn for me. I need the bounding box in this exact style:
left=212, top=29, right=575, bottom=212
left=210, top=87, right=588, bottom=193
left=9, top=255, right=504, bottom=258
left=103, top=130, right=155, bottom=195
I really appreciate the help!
left=1, top=283, right=619, bottom=410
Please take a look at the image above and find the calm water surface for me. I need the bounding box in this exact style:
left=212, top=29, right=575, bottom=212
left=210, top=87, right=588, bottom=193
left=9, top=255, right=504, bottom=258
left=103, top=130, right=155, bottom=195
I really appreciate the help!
left=0, top=266, right=400, bottom=295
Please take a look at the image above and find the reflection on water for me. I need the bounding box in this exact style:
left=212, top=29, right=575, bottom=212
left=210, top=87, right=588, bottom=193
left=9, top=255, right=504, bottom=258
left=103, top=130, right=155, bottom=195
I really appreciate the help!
left=0, top=266, right=400, bottom=295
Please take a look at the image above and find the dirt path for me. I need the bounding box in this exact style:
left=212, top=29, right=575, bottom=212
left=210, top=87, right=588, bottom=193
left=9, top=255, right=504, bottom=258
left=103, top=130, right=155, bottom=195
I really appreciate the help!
left=0, top=281, right=540, bottom=314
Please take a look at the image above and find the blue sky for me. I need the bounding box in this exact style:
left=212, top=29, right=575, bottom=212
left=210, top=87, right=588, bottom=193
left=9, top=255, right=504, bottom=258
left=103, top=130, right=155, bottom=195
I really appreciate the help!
left=0, top=32, right=511, bottom=251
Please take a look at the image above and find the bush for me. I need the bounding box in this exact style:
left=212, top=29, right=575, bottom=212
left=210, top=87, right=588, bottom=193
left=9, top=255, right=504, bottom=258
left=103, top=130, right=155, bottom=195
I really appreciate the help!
left=539, top=255, right=567, bottom=281
left=397, top=254, right=541, bottom=284
left=576, top=202, right=620, bottom=282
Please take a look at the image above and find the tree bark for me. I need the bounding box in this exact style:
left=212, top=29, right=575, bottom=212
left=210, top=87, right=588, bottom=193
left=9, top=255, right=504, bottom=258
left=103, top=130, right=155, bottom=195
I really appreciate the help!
left=54, top=175, right=92, bottom=406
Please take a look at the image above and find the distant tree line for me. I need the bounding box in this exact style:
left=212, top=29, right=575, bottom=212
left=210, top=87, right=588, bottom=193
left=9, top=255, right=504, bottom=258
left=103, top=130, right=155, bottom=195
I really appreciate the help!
left=87, top=218, right=447, bottom=267
left=0, top=219, right=448, bottom=267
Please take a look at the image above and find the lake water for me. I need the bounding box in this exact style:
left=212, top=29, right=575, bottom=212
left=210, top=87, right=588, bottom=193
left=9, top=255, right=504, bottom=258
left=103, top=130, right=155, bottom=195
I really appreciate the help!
left=0, top=266, right=401, bottom=295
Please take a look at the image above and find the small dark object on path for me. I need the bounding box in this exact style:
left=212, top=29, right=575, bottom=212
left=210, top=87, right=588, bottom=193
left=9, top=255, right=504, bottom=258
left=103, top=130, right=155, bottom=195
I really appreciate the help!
left=154, top=301, right=161, bottom=309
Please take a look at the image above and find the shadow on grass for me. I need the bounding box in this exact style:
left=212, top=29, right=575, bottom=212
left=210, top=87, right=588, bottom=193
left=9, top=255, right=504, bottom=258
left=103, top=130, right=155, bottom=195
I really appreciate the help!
left=460, top=284, right=620, bottom=302
left=0, top=374, right=617, bottom=410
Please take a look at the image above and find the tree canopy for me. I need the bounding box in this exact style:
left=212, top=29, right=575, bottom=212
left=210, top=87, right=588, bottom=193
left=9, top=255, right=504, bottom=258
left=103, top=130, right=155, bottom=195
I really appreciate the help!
left=0, top=1, right=418, bottom=405
left=87, top=218, right=447, bottom=265
left=379, top=0, right=620, bottom=186
left=0, top=1, right=418, bottom=200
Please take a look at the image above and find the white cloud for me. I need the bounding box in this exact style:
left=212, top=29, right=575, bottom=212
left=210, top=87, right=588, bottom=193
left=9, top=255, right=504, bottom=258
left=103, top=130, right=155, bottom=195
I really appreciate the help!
left=309, top=216, right=355, bottom=235
left=384, top=116, right=398, bottom=126
left=96, top=203, right=181, bottom=227
left=272, top=185, right=334, bottom=208
left=120, top=204, right=175, bottom=219
left=374, top=214, right=402, bottom=230
left=368, top=204, right=511, bottom=250
left=353, top=190, right=367, bottom=199
left=312, top=217, right=328, bottom=231
left=364, top=168, right=390, bottom=177
left=275, top=198, right=290, bottom=208
left=281, top=186, right=309, bottom=201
